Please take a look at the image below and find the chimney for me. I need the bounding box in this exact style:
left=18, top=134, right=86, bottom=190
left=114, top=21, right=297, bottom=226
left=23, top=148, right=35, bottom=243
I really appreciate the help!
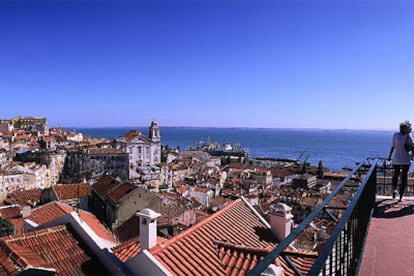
left=269, top=203, right=294, bottom=242
left=136, top=208, right=161, bottom=250
left=22, top=205, right=32, bottom=218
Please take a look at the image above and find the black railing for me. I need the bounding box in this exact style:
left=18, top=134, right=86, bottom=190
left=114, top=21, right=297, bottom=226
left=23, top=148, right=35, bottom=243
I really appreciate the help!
left=248, top=158, right=378, bottom=276
left=374, top=158, right=414, bottom=196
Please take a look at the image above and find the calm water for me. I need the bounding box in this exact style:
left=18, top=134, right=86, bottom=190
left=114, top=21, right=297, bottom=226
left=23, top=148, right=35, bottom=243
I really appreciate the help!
left=72, top=127, right=394, bottom=172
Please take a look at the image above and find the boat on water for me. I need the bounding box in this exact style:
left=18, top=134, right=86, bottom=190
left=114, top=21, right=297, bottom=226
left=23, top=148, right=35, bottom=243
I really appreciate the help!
left=188, top=138, right=249, bottom=160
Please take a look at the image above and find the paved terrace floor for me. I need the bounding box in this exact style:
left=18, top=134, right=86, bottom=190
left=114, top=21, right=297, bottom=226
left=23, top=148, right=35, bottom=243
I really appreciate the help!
left=359, top=196, right=414, bottom=276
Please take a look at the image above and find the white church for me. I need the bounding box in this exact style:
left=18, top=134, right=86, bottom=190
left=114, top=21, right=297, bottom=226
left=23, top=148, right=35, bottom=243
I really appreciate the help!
left=114, top=120, right=161, bottom=179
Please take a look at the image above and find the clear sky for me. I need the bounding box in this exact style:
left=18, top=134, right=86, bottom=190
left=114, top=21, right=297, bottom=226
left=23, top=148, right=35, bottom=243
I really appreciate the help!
left=1, top=1, right=413, bottom=130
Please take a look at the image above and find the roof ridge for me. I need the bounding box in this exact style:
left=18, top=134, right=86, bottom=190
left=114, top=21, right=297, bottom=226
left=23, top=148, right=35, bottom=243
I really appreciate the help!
left=150, top=199, right=242, bottom=254
left=213, top=239, right=273, bottom=255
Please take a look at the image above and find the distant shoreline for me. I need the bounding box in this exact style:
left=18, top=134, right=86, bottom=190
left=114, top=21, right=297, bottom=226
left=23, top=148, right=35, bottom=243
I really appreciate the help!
left=62, top=126, right=394, bottom=133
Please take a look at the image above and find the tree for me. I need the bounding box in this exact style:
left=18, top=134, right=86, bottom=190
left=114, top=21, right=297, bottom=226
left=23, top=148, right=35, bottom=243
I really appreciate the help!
left=226, top=156, right=231, bottom=165
left=0, top=217, right=14, bottom=237
left=301, top=160, right=308, bottom=174
left=161, top=150, right=167, bottom=163
left=317, top=160, right=325, bottom=178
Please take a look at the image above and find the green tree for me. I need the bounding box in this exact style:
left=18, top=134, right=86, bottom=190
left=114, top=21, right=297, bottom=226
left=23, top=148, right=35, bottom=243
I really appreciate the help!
left=161, top=150, right=167, bottom=163
left=226, top=156, right=231, bottom=165
left=0, top=217, right=14, bottom=237
left=301, top=160, right=308, bottom=174
left=317, top=160, right=325, bottom=178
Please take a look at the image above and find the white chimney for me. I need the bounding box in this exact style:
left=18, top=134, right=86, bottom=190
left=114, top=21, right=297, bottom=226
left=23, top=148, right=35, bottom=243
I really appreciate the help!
left=136, top=208, right=161, bottom=250
left=269, top=203, right=294, bottom=242
left=22, top=205, right=32, bottom=218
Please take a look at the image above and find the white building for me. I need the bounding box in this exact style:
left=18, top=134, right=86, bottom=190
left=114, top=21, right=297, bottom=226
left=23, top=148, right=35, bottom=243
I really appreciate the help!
left=114, top=120, right=161, bottom=179
left=5, top=162, right=51, bottom=190
left=0, top=171, right=36, bottom=200
left=187, top=187, right=215, bottom=208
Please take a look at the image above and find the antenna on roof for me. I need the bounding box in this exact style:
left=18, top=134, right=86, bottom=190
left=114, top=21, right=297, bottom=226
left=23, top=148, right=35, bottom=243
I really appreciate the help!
left=77, top=181, right=80, bottom=215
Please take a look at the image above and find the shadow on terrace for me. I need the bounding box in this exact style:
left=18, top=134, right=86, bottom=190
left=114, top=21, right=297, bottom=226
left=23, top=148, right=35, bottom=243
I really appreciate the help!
left=248, top=158, right=414, bottom=276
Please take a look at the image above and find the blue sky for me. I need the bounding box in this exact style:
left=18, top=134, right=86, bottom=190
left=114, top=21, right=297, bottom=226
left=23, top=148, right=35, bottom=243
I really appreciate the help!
left=1, top=1, right=413, bottom=130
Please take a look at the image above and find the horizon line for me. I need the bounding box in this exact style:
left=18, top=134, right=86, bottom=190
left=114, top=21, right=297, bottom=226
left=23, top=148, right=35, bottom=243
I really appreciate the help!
left=58, top=125, right=394, bottom=132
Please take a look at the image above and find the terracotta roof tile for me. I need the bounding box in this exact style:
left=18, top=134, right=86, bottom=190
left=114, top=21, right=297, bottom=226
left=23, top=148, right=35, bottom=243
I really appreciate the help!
left=123, top=130, right=141, bottom=141
left=174, top=180, right=186, bottom=187
left=107, top=182, right=136, bottom=204
left=87, top=148, right=126, bottom=155
left=9, top=201, right=118, bottom=244
left=8, top=188, right=42, bottom=207
left=210, top=196, right=228, bottom=206
left=0, top=205, right=21, bottom=219
left=53, top=183, right=91, bottom=200
left=0, top=224, right=110, bottom=275
left=92, top=175, right=121, bottom=197
left=143, top=198, right=318, bottom=275
left=112, top=236, right=168, bottom=263
left=112, top=237, right=141, bottom=263
left=193, top=187, right=210, bottom=193
left=114, top=215, right=140, bottom=243
left=147, top=199, right=277, bottom=275
left=177, top=185, right=189, bottom=194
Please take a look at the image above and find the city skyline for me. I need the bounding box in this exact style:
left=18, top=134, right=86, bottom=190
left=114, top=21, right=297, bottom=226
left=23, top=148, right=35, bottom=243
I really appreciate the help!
left=1, top=1, right=414, bottom=130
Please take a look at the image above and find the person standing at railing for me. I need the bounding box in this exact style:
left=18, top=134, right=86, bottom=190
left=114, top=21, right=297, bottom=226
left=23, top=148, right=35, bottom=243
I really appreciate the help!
left=388, top=121, right=414, bottom=201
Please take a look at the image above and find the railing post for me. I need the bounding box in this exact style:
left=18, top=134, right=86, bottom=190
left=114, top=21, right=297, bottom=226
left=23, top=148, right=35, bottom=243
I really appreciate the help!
left=248, top=159, right=379, bottom=275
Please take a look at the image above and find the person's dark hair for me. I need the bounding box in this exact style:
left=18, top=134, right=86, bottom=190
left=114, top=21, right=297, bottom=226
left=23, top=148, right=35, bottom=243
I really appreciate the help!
left=400, top=120, right=412, bottom=134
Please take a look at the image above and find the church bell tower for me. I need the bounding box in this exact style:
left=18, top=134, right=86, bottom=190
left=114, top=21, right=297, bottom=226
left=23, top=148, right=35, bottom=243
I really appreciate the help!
left=149, top=119, right=161, bottom=143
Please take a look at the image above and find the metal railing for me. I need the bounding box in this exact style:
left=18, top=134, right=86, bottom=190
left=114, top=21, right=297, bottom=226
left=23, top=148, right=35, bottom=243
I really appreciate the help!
left=248, top=158, right=379, bottom=276
left=374, top=158, right=414, bottom=197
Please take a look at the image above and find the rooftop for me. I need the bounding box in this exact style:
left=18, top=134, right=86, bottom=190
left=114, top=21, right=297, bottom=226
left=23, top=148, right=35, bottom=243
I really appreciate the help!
left=149, top=198, right=316, bottom=275
left=359, top=197, right=414, bottom=275
left=10, top=201, right=118, bottom=244
left=0, top=224, right=109, bottom=275
left=53, top=182, right=91, bottom=200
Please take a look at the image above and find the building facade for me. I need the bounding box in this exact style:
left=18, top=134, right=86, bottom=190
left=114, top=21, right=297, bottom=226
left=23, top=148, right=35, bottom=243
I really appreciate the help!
left=114, top=120, right=161, bottom=179
left=90, top=175, right=161, bottom=229
left=1, top=116, right=48, bottom=135
left=63, top=147, right=129, bottom=182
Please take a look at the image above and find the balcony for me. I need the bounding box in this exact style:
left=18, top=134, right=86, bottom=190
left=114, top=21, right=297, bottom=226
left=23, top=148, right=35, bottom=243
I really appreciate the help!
left=248, top=158, right=414, bottom=275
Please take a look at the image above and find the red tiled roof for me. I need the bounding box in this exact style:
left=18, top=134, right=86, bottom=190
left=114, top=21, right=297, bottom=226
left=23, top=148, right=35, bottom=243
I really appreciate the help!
left=87, top=148, right=126, bottom=155
left=76, top=207, right=119, bottom=244
left=210, top=196, right=227, bottom=207
left=8, top=188, right=42, bottom=207
left=148, top=199, right=317, bottom=275
left=0, top=206, right=21, bottom=219
left=174, top=179, right=186, bottom=187
left=112, top=237, right=141, bottom=263
left=0, top=225, right=109, bottom=275
left=194, top=209, right=211, bottom=224
left=92, top=175, right=121, bottom=197
left=215, top=240, right=274, bottom=275
left=53, top=183, right=91, bottom=200
left=107, top=182, right=136, bottom=204
left=149, top=199, right=278, bottom=275
left=114, top=215, right=140, bottom=243
left=9, top=201, right=118, bottom=244
left=207, top=178, right=219, bottom=185
left=123, top=130, right=141, bottom=141
left=177, top=185, right=189, bottom=194
left=18, top=202, right=67, bottom=228
left=112, top=236, right=168, bottom=263
left=193, top=187, right=210, bottom=193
